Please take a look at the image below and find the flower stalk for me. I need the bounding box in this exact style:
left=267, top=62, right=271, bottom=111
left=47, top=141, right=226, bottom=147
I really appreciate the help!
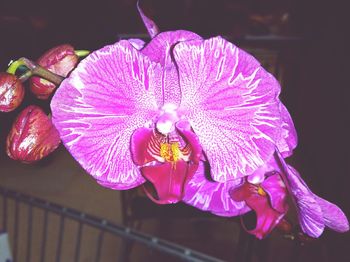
left=7, top=57, right=64, bottom=85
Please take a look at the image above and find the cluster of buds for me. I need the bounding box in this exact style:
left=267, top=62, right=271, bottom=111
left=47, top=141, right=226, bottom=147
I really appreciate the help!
left=0, top=45, right=89, bottom=163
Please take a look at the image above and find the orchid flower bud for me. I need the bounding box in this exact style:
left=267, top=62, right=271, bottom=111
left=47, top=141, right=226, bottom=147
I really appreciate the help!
left=0, top=72, right=25, bottom=112
left=6, top=105, right=61, bottom=163
left=30, top=44, right=79, bottom=99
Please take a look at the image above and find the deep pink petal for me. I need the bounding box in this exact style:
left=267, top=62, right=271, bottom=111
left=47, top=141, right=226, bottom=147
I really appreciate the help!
left=231, top=182, right=286, bottom=239
left=245, top=195, right=285, bottom=239
left=51, top=40, right=163, bottom=190
left=130, top=127, right=155, bottom=165
left=142, top=30, right=201, bottom=107
left=230, top=181, right=256, bottom=202
left=313, top=195, right=349, bottom=233
left=137, top=0, right=159, bottom=38
left=173, top=36, right=283, bottom=182
left=141, top=161, right=194, bottom=204
left=276, top=102, right=298, bottom=157
left=261, top=173, right=288, bottom=213
left=275, top=151, right=325, bottom=237
left=183, top=162, right=250, bottom=217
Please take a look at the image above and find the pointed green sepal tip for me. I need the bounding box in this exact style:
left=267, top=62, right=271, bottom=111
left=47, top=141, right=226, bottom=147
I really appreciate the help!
left=75, top=50, right=90, bottom=57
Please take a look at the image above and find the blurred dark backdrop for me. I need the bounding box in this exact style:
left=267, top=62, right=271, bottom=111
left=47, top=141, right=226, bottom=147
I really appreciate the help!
left=1, top=0, right=349, bottom=261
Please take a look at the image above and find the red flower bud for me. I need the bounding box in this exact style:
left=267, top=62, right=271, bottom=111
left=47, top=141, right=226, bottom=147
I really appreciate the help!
left=30, top=44, right=79, bottom=99
left=6, top=105, right=61, bottom=163
left=0, top=72, right=25, bottom=112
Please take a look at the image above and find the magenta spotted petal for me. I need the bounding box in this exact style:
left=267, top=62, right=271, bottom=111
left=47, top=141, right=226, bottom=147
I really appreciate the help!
left=173, top=36, right=283, bottom=182
left=51, top=40, right=163, bottom=190
left=142, top=30, right=201, bottom=65
left=141, top=30, right=201, bottom=107
left=276, top=102, right=298, bottom=157
left=183, top=162, right=250, bottom=217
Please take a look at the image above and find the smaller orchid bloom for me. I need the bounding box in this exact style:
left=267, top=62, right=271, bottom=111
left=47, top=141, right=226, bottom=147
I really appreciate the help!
left=6, top=105, right=61, bottom=163
left=184, top=150, right=348, bottom=239
left=230, top=171, right=289, bottom=239
left=0, top=72, right=25, bottom=112
left=30, top=44, right=79, bottom=99
left=230, top=152, right=349, bottom=239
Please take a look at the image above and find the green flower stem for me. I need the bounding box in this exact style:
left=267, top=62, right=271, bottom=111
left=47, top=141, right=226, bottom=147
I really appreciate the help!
left=18, top=70, right=33, bottom=82
left=75, top=50, right=90, bottom=57
left=7, top=60, right=25, bottom=74
left=7, top=57, right=64, bottom=85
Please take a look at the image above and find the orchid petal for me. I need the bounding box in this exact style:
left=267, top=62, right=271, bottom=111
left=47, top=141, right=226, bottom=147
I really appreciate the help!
left=261, top=173, right=288, bottom=213
left=313, top=195, right=349, bottom=232
left=128, top=38, right=146, bottom=50
left=175, top=120, right=202, bottom=162
left=51, top=40, right=162, bottom=190
left=142, top=31, right=201, bottom=66
left=276, top=102, right=298, bottom=157
left=246, top=196, right=285, bottom=240
left=231, top=182, right=286, bottom=239
left=141, top=161, right=193, bottom=204
left=173, top=36, right=282, bottom=182
left=275, top=151, right=325, bottom=237
left=137, top=0, right=159, bottom=38
left=183, top=162, right=250, bottom=216
left=130, top=127, right=155, bottom=165
left=142, top=30, right=201, bottom=107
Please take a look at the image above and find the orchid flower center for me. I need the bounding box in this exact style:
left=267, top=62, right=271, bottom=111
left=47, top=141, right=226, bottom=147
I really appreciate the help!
left=257, top=185, right=267, bottom=196
left=160, top=142, right=180, bottom=162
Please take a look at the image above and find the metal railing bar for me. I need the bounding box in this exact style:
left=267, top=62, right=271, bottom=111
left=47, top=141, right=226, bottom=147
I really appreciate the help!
left=0, top=187, right=224, bottom=262
left=40, top=209, right=49, bottom=262
left=95, top=230, right=105, bottom=262
left=2, top=195, right=7, bottom=231
left=74, top=221, right=83, bottom=262
left=26, top=204, right=33, bottom=262
left=55, top=214, right=65, bottom=262
left=13, top=199, right=19, bottom=262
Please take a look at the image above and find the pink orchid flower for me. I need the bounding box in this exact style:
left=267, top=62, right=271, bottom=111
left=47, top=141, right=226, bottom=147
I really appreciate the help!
left=51, top=4, right=292, bottom=205
left=230, top=171, right=288, bottom=239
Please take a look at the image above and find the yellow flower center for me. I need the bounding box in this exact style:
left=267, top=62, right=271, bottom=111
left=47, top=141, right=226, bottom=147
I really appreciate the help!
left=257, top=186, right=267, bottom=196
left=160, top=142, right=180, bottom=162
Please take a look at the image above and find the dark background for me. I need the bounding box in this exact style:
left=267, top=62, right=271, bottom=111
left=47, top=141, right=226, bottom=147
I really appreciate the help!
left=1, top=0, right=349, bottom=261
